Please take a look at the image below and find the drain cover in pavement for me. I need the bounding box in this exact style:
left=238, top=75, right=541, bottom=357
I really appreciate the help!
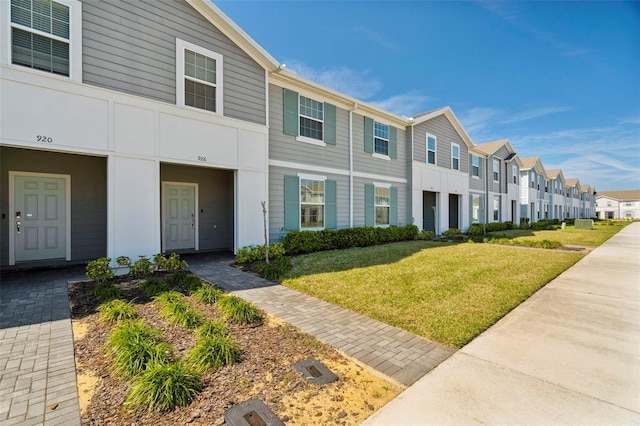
left=293, top=358, right=338, bottom=385
left=224, top=398, right=284, bottom=426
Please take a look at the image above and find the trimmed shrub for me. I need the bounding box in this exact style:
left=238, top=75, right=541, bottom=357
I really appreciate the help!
left=519, top=217, right=530, bottom=229
left=154, top=252, right=188, bottom=272
left=417, top=229, right=436, bottom=240
left=442, top=228, right=462, bottom=238
left=125, top=361, right=201, bottom=413
left=217, top=295, right=263, bottom=325
left=235, top=243, right=285, bottom=264
left=86, top=257, right=113, bottom=282
left=467, top=221, right=516, bottom=236
left=256, top=257, right=291, bottom=281
left=130, top=256, right=154, bottom=277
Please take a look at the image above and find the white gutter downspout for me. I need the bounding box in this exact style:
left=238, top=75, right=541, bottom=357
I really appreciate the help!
left=349, top=102, right=357, bottom=227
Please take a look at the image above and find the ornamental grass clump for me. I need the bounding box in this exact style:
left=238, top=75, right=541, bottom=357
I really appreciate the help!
left=97, top=299, right=137, bottom=323
left=125, top=361, right=202, bottom=413
left=196, top=320, right=229, bottom=339
left=191, top=284, right=224, bottom=304
left=106, top=320, right=173, bottom=379
left=141, top=277, right=170, bottom=297
left=155, top=292, right=204, bottom=329
left=186, top=335, right=241, bottom=373
left=90, top=282, right=123, bottom=302
left=217, top=295, right=263, bottom=325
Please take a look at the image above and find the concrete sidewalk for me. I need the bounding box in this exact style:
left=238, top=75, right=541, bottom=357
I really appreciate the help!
left=364, top=222, right=640, bottom=425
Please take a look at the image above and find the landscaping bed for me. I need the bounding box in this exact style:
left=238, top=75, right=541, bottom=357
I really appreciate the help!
left=69, top=272, right=401, bottom=425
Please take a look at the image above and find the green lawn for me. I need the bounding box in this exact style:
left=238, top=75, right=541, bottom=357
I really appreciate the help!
left=282, top=241, right=584, bottom=348
left=488, top=221, right=629, bottom=246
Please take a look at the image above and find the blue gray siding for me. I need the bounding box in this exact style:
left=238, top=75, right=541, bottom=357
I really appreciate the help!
left=81, top=0, right=266, bottom=125
left=413, top=115, right=469, bottom=172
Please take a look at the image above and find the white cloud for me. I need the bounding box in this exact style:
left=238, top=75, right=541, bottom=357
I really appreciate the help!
left=369, top=91, right=432, bottom=117
left=500, top=106, right=572, bottom=124
left=349, top=25, right=398, bottom=51
left=457, top=107, right=502, bottom=140
left=283, top=59, right=383, bottom=100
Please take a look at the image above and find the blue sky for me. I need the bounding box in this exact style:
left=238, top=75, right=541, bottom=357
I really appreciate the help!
left=217, top=1, right=640, bottom=191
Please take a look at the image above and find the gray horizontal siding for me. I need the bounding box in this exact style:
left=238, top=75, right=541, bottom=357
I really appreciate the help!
left=352, top=113, right=407, bottom=179
left=494, top=145, right=511, bottom=160
left=268, top=84, right=349, bottom=169
left=469, top=154, right=484, bottom=191
left=352, top=177, right=409, bottom=227
left=490, top=157, right=501, bottom=193
left=82, top=0, right=266, bottom=125
left=413, top=115, right=469, bottom=173
left=268, top=166, right=350, bottom=243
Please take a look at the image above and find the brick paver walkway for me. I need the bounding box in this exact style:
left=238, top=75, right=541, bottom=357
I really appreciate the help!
left=0, top=267, right=84, bottom=426
left=187, top=254, right=455, bottom=386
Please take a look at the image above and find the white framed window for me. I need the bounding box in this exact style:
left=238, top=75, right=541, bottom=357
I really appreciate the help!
left=512, top=165, right=518, bottom=184
left=451, top=143, right=460, bottom=171
left=299, top=95, right=324, bottom=141
left=300, top=176, right=325, bottom=229
left=374, top=121, right=389, bottom=156
left=493, top=197, right=500, bottom=221
left=471, top=155, right=480, bottom=178
left=544, top=180, right=549, bottom=193
left=8, top=0, right=81, bottom=80
left=176, top=39, right=223, bottom=114
left=625, top=201, right=632, bottom=207
left=493, top=159, right=499, bottom=182
left=375, top=185, right=390, bottom=226
left=426, top=134, right=436, bottom=165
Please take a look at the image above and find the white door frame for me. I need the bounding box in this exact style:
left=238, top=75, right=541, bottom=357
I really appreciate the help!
left=8, top=171, right=72, bottom=265
left=161, top=181, right=199, bottom=252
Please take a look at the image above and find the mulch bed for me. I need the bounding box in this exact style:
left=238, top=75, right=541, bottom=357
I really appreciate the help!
left=68, top=274, right=357, bottom=425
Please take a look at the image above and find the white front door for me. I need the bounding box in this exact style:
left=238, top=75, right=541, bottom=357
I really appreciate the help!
left=163, top=183, right=196, bottom=251
left=13, top=174, right=68, bottom=262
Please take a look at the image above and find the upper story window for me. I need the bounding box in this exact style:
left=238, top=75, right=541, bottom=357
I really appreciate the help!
left=544, top=180, right=549, bottom=193
left=300, top=178, right=325, bottom=229
left=493, top=159, right=499, bottom=182
left=530, top=173, right=535, bottom=188
left=283, top=88, right=336, bottom=146
left=625, top=201, right=633, bottom=207
left=512, top=165, right=518, bottom=184
left=607, top=201, right=612, bottom=207
left=375, top=186, right=390, bottom=226
left=300, top=95, right=324, bottom=140
left=451, top=143, right=460, bottom=171
left=471, top=155, right=480, bottom=177
left=374, top=121, right=389, bottom=156
left=9, top=0, right=82, bottom=78
left=177, top=39, right=223, bottom=114
left=427, top=134, right=436, bottom=165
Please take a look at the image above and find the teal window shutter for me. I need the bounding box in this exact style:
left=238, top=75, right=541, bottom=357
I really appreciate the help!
left=389, top=126, right=397, bottom=159
left=390, top=186, right=398, bottom=225
left=325, top=180, right=337, bottom=229
left=284, top=175, right=300, bottom=230
left=324, top=103, right=336, bottom=145
left=364, top=116, right=374, bottom=153
left=283, top=88, right=299, bottom=136
left=365, top=183, right=374, bottom=226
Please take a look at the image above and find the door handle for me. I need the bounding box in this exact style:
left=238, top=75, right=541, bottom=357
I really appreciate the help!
left=16, top=220, right=21, bottom=235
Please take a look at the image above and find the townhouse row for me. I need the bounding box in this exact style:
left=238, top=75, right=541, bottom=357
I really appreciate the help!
left=0, top=0, right=596, bottom=270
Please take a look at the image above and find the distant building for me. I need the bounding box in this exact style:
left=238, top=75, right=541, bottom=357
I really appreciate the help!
left=596, top=190, right=640, bottom=219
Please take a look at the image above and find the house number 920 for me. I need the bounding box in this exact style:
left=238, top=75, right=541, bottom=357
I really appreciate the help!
left=37, top=135, right=53, bottom=143
left=197, top=156, right=207, bottom=162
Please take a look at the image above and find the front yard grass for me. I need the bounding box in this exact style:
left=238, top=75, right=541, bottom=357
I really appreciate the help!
left=487, top=221, right=629, bottom=246
left=283, top=241, right=584, bottom=348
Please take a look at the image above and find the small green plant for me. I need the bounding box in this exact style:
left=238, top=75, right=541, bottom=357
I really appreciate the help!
left=154, top=252, right=188, bottom=272
left=196, top=320, right=229, bottom=339
left=191, top=284, right=224, bottom=304
left=130, top=256, right=154, bottom=277
left=125, top=361, right=201, bottom=413
left=86, top=257, right=114, bottom=282
left=154, top=291, right=185, bottom=304
left=235, top=243, right=286, bottom=264
left=98, top=299, right=137, bottom=323
left=417, top=230, right=436, bottom=240
left=186, top=335, right=241, bottom=373
left=90, top=282, right=123, bottom=301
left=168, top=270, right=189, bottom=287
left=442, top=228, right=462, bottom=238
left=141, top=278, right=170, bottom=297
left=217, top=295, right=263, bottom=325
left=107, top=320, right=173, bottom=379
left=256, top=256, right=291, bottom=281
left=155, top=294, right=204, bottom=329
left=116, top=256, right=131, bottom=267
left=183, top=275, right=205, bottom=293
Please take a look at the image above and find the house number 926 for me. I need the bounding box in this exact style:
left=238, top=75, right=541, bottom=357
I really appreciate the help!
left=37, top=135, right=53, bottom=143
left=197, top=156, right=207, bottom=162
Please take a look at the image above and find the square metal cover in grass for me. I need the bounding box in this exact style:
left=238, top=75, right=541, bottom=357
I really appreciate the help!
left=293, top=358, right=338, bottom=385
left=224, top=398, right=284, bottom=426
